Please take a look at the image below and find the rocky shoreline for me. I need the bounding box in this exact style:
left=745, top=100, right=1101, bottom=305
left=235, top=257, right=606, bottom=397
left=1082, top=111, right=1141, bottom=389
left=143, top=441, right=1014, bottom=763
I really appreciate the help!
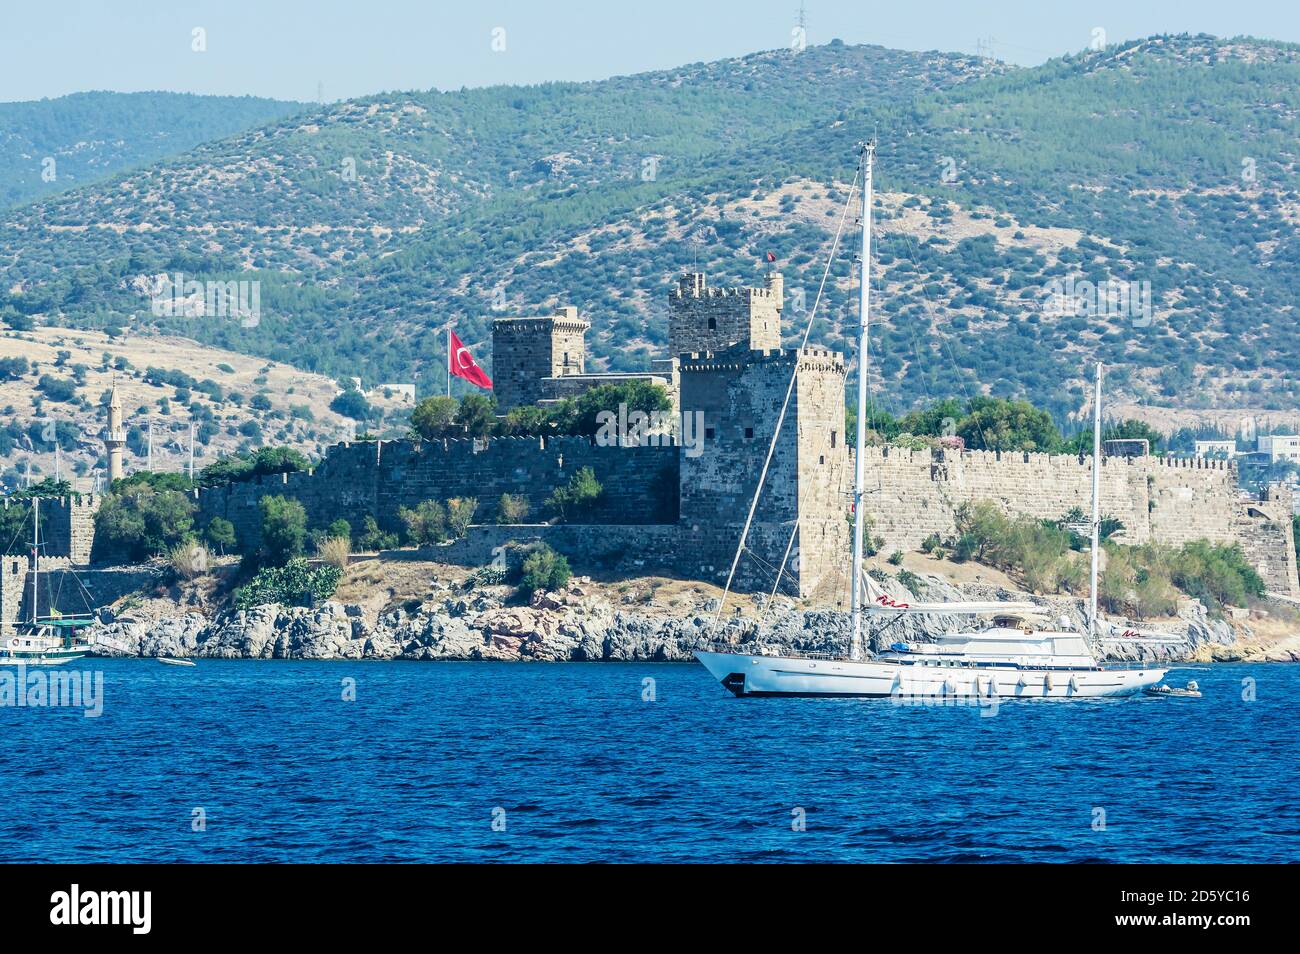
left=84, top=571, right=1292, bottom=663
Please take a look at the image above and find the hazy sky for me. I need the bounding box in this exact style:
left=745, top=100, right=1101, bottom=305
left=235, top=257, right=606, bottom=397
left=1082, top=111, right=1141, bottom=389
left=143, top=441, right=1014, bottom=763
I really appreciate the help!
left=4, top=0, right=1300, bottom=102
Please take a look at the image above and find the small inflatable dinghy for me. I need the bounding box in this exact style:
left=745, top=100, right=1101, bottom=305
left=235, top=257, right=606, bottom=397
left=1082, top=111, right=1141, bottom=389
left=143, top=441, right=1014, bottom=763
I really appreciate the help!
left=1145, top=680, right=1200, bottom=698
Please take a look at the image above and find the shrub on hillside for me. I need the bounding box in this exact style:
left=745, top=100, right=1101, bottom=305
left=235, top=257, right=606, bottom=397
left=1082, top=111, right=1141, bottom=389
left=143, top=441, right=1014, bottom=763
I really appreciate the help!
left=1099, top=544, right=1179, bottom=619
left=409, top=396, right=459, bottom=440
left=495, top=493, right=530, bottom=524
left=0, top=356, right=28, bottom=381
left=199, top=447, right=311, bottom=487
left=546, top=467, right=602, bottom=522
left=357, top=515, right=399, bottom=551
left=446, top=497, right=477, bottom=539
left=1169, top=541, right=1264, bottom=610
left=520, top=545, right=572, bottom=595
left=204, top=517, right=237, bottom=554
left=37, top=375, right=78, bottom=402
left=315, top=535, right=351, bottom=570
left=259, top=495, right=307, bottom=565
left=234, top=559, right=342, bottom=610
left=951, top=500, right=1086, bottom=594
left=168, top=541, right=210, bottom=581
left=94, top=484, right=196, bottom=562
left=329, top=388, right=371, bottom=421
left=399, top=500, right=447, bottom=545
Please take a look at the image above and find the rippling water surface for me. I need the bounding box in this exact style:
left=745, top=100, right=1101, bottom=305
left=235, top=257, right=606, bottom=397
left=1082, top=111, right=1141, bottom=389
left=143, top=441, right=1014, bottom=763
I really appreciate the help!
left=2, top=659, right=1295, bottom=862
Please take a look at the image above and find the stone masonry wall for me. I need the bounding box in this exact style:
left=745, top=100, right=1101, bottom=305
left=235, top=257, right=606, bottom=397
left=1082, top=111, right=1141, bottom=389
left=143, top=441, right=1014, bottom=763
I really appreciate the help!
left=0, top=555, right=24, bottom=637
left=40, top=495, right=99, bottom=565
left=857, top=447, right=1299, bottom=596
left=678, top=345, right=846, bottom=596
left=198, top=436, right=680, bottom=553
left=794, top=349, right=851, bottom=600
left=1232, top=484, right=1299, bottom=596
left=668, top=273, right=783, bottom=357
left=1, top=494, right=99, bottom=566
left=492, top=310, right=589, bottom=411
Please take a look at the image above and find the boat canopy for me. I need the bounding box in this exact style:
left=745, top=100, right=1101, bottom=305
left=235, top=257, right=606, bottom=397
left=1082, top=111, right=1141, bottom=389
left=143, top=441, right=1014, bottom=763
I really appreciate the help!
left=865, top=599, right=1042, bottom=616
left=38, top=616, right=93, bottom=629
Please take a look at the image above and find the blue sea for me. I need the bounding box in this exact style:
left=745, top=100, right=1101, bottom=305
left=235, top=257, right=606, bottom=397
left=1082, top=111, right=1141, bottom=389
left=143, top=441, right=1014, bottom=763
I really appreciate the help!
left=1, top=659, right=1296, bottom=863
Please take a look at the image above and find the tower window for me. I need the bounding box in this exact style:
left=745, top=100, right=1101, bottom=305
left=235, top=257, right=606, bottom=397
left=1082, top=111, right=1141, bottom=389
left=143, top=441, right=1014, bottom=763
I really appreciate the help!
left=705, top=428, right=715, bottom=440
left=707, top=317, right=716, bottom=330
left=744, top=427, right=754, bottom=439
left=831, top=431, right=837, bottom=448
left=819, top=455, right=825, bottom=465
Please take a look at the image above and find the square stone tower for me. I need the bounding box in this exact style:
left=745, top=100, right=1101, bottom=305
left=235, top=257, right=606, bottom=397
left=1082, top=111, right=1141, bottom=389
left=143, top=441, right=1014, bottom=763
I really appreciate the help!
left=491, top=307, right=591, bottom=412
left=677, top=343, right=848, bottom=599
left=669, top=272, right=783, bottom=358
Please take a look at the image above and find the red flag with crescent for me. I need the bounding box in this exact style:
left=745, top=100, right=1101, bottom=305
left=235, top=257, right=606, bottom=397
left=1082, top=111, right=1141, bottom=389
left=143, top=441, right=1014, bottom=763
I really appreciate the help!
left=449, top=329, right=493, bottom=390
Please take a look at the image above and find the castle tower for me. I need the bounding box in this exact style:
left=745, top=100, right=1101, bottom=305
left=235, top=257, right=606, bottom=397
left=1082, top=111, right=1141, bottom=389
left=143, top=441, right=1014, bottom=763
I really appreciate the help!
left=677, top=344, right=848, bottom=599
left=104, top=383, right=126, bottom=484
left=668, top=271, right=783, bottom=358
left=491, top=307, right=590, bottom=412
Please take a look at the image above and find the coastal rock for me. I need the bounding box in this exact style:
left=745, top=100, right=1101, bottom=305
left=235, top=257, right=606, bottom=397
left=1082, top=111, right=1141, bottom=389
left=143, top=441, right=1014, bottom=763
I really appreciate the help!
left=82, top=569, right=1258, bottom=665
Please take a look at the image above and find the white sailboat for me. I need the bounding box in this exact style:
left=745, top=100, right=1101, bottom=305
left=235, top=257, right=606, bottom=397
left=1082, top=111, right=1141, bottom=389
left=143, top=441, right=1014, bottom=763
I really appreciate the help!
left=695, top=142, right=1167, bottom=700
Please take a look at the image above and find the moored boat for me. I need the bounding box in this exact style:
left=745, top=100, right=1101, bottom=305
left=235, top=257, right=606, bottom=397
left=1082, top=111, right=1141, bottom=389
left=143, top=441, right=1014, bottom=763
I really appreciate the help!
left=1, top=498, right=94, bottom=666
left=695, top=141, right=1168, bottom=701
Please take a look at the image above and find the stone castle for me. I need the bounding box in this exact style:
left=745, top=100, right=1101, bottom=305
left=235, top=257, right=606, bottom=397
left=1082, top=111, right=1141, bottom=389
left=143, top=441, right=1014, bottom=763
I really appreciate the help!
left=4, top=269, right=1297, bottom=632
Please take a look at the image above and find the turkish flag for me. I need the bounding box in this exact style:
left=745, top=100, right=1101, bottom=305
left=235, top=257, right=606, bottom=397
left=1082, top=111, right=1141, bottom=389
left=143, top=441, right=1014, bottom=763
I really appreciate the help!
left=449, top=330, right=493, bottom=390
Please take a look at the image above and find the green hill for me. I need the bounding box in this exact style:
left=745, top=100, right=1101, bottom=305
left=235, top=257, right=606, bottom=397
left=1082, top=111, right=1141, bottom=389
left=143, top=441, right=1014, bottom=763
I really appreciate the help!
left=0, top=91, right=308, bottom=210
left=3, top=35, right=1299, bottom=422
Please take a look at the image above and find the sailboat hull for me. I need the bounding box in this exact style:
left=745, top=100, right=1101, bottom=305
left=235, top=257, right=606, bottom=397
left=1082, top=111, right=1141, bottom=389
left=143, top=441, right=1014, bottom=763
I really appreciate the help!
left=0, top=651, right=86, bottom=666
left=695, top=651, right=1166, bottom=699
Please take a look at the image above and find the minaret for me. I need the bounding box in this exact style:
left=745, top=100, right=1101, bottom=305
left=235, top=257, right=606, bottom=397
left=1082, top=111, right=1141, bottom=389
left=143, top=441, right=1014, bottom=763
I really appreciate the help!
left=104, top=382, right=125, bottom=485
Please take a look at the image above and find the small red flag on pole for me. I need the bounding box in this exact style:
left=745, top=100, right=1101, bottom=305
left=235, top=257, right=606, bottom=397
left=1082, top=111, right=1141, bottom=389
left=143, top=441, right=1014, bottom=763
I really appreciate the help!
left=765, top=251, right=777, bottom=263
left=448, top=330, right=493, bottom=390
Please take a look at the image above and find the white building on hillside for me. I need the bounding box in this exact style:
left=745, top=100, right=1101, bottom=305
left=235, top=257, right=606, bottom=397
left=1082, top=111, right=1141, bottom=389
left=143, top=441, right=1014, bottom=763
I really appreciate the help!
left=1258, top=435, right=1300, bottom=465
left=1194, top=439, right=1237, bottom=458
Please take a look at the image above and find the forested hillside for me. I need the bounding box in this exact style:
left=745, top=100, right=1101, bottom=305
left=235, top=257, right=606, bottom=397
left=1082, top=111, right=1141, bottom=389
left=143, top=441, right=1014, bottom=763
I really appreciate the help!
left=0, top=91, right=307, bottom=209
left=3, top=35, right=1299, bottom=425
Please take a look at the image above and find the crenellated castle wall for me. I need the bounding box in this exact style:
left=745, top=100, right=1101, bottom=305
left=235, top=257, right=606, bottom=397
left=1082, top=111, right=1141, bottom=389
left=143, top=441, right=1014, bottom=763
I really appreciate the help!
left=14, top=268, right=1298, bottom=602
left=855, top=447, right=1298, bottom=595
left=196, top=435, right=680, bottom=552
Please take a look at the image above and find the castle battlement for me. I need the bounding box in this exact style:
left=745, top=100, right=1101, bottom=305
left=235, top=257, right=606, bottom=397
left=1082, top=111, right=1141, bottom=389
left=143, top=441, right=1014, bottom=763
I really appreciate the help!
left=493, top=307, right=591, bottom=411
left=679, top=346, right=844, bottom=372
left=492, top=307, right=590, bottom=334
left=861, top=445, right=1237, bottom=473
left=669, top=271, right=783, bottom=358
left=0, top=493, right=102, bottom=509
left=674, top=272, right=783, bottom=301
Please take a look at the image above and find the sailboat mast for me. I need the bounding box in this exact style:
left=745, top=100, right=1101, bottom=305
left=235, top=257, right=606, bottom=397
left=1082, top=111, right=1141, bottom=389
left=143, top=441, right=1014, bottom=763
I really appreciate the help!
left=849, top=141, right=875, bottom=661
left=1088, top=362, right=1103, bottom=645
left=31, top=496, right=38, bottom=625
